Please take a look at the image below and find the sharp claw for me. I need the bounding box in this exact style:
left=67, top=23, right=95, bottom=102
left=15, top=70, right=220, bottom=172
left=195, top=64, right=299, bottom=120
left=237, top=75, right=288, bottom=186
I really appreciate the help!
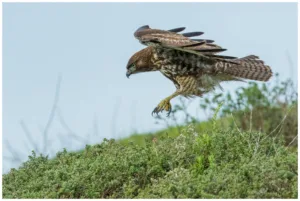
left=152, top=109, right=155, bottom=116
left=152, top=107, right=159, bottom=116
left=167, top=109, right=171, bottom=117
left=152, top=100, right=172, bottom=117
left=166, top=108, right=171, bottom=117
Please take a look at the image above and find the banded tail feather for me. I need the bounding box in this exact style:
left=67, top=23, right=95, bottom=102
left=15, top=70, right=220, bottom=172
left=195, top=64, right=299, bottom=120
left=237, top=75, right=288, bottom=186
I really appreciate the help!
left=215, top=55, right=273, bottom=81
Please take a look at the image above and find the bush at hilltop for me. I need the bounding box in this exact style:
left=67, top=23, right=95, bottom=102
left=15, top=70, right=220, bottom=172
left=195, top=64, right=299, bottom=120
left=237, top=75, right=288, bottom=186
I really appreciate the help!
left=3, top=125, right=297, bottom=198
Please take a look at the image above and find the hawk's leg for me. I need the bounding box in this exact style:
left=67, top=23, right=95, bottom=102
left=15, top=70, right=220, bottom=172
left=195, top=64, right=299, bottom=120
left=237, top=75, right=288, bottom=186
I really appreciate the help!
left=152, top=91, right=180, bottom=116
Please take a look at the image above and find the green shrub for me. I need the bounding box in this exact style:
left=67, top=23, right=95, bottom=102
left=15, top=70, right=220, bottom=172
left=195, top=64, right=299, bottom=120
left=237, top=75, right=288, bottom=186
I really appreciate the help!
left=155, top=75, right=297, bottom=147
left=3, top=124, right=297, bottom=198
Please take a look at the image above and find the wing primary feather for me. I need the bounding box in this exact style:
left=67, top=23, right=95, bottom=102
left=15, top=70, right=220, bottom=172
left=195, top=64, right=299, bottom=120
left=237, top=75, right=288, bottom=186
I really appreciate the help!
left=168, top=27, right=186, bottom=33
left=206, top=43, right=220, bottom=47
left=182, top=41, right=205, bottom=47
left=133, top=25, right=229, bottom=57
left=209, top=55, right=237, bottom=59
left=137, top=25, right=150, bottom=31
left=182, top=32, right=204, bottom=37
left=192, top=39, right=215, bottom=43
left=196, top=48, right=227, bottom=53
left=134, top=25, right=151, bottom=38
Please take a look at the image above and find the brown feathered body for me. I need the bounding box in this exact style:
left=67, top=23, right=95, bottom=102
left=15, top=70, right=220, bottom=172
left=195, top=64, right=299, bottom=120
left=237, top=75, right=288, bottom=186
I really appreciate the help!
left=126, top=25, right=273, bottom=115
left=129, top=46, right=272, bottom=97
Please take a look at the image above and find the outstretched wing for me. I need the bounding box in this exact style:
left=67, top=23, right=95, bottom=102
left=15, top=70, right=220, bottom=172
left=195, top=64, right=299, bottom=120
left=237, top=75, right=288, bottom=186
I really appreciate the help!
left=134, top=25, right=235, bottom=61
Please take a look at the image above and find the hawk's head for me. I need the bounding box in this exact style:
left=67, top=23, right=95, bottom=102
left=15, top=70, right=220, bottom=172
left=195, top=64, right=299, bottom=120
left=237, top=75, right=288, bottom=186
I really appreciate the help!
left=126, top=47, right=156, bottom=78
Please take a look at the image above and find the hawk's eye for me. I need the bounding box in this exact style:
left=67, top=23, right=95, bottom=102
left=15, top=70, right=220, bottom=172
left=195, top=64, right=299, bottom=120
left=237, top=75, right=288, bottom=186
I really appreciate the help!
left=129, top=63, right=136, bottom=71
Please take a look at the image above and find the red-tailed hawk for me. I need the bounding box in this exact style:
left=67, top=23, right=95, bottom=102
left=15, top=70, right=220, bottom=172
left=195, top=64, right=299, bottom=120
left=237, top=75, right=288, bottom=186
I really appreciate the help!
left=126, top=25, right=273, bottom=116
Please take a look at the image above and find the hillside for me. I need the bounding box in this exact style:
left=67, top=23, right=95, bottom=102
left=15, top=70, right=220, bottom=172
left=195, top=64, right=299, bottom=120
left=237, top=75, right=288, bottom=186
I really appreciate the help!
left=3, top=120, right=298, bottom=198
left=3, top=77, right=298, bottom=198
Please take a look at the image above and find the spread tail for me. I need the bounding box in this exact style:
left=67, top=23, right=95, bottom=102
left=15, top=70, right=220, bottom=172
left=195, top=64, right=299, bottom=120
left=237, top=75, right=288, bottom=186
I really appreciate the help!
left=215, top=55, right=273, bottom=81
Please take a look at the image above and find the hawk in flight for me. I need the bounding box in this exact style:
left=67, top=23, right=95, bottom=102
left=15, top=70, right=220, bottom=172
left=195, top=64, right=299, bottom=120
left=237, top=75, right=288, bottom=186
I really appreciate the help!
left=126, top=25, right=273, bottom=116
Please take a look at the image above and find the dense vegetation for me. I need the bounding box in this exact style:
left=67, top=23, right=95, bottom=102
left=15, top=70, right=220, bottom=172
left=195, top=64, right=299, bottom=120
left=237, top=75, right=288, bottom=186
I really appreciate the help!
left=3, top=75, right=298, bottom=198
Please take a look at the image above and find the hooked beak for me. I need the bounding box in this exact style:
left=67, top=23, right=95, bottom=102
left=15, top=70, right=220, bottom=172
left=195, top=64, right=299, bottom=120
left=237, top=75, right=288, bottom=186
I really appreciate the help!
left=126, top=70, right=131, bottom=78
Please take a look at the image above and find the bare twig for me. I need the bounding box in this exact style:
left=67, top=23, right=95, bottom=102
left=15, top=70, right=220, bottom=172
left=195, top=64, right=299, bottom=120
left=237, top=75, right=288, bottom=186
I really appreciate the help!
left=85, top=132, right=91, bottom=145
left=286, top=134, right=298, bottom=148
left=111, top=97, right=121, bottom=138
left=4, top=139, right=22, bottom=163
left=20, top=120, right=39, bottom=153
left=57, top=107, right=74, bottom=134
left=252, top=131, right=261, bottom=159
left=230, top=113, right=241, bottom=134
left=57, top=107, right=89, bottom=145
left=285, top=50, right=294, bottom=81
left=57, top=132, right=72, bottom=151
left=43, top=75, right=62, bottom=154
left=249, top=108, right=253, bottom=132
left=261, top=104, right=294, bottom=142
left=47, top=138, right=58, bottom=156
left=130, top=100, right=137, bottom=133
left=71, top=133, right=89, bottom=144
left=3, top=155, right=19, bottom=162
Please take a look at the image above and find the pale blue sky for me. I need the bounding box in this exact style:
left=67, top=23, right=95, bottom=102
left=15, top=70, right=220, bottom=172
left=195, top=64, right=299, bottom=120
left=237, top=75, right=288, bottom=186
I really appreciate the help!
left=3, top=3, right=297, bottom=172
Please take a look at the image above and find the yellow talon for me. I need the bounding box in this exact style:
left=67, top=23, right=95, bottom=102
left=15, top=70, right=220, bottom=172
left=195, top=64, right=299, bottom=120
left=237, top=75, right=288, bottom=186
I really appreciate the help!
left=152, top=99, right=172, bottom=116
